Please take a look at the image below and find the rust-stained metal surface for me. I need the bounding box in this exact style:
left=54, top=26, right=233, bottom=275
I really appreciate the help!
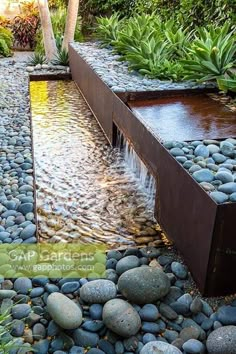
left=128, top=95, right=236, bottom=142
left=69, top=45, right=236, bottom=296
left=69, top=46, right=114, bottom=144
left=30, top=73, right=72, bottom=81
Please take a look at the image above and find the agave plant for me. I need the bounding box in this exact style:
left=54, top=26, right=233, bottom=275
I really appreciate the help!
left=52, top=48, right=69, bottom=66
left=95, top=13, right=122, bottom=47
left=28, top=52, right=47, bottom=65
left=217, top=73, right=236, bottom=93
left=163, top=20, right=193, bottom=59
left=182, top=23, right=236, bottom=82
left=113, top=13, right=161, bottom=56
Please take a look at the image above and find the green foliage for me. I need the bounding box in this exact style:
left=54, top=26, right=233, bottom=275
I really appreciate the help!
left=182, top=24, right=236, bottom=81
left=29, top=52, right=47, bottom=65
left=163, top=20, right=193, bottom=59
left=96, top=13, right=122, bottom=47
left=133, top=0, right=236, bottom=29
left=53, top=48, right=69, bottom=66
left=217, top=73, right=236, bottom=93
left=96, top=13, right=188, bottom=80
left=0, top=27, right=13, bottom=57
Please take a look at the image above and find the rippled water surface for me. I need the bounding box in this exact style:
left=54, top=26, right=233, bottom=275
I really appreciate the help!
left=30, top=81, right=162, bottom=248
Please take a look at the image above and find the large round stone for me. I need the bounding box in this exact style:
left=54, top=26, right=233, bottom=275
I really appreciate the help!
left=206, top=326, right=236, bottom=353
left=80, top=280, right=117, bottom=304
left=102, top=299, right=141, bottom=337
left=118, top=267, right=170, bottom=304
left=140, top=341, right=182, bottom=354
left=47, top=292, right=82, bottom=329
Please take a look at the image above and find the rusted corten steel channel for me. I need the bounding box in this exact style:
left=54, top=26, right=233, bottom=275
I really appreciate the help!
left=69, top=45, right=236, bottom=296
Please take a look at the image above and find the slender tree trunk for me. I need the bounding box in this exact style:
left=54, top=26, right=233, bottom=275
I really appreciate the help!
left=37, top=0, right=57, bottom=61
left=62, top=0, right=80, bottom=52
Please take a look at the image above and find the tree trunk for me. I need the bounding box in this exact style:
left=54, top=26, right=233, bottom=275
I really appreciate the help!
left=62, top=0, right=80, bottom=52
left=37, top=0, right=57, bottom=61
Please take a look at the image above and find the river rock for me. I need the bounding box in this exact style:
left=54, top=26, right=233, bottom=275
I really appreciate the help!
left=102, top=299, right=141, bottom=337
left=116, top=255, right=140, bottom=275
left=217, top=305, right=236, bottom=325
left=192, top=169, right=214, bottom=183
left=218, top=182, right=236, bottom=194
left=118, top=267, right=170, bottom=304
left=140, top=341, right=182, bottom=354
left=215, top=171, right=234, bottom=183
left=194, top=145, right=209, bottom=158
left=210, top=191, right=229, bottom=204
left=0, top=290, right=17, bottom=299
left=206, top=326, right=236, bottom=353
left=14, top=277, right=32, bottom=294
left=80, top=280, right=117, bottom=304
left=182, top=339, right=205, bottom=353
left=47, top=292, right=82, bottom=329
left=73, top=329, right=99, bottom=347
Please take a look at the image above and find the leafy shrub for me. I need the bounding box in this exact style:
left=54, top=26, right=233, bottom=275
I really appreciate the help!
left=0, top=16, right=11, bottom=28
left=0, top=27, right=13, bottom=57
left=182, top=24, right=236, bottom=81
left=133, top=0, right=236, bottom=29
left=11, top=14, right=39, bottom=48
left=80, top=0, right=134, bottom=31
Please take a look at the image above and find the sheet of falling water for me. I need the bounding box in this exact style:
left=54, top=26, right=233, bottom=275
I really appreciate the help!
left=30, top=80, right=163, bottom=248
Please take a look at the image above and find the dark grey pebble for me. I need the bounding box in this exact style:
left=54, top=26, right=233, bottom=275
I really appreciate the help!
left=139, top=304, right=159, bottom=321
left=142, top=322, right=160, bottom=333
left=12, top=304, right=31, bottom=319
left=98, top=339, right=116, bottom=354
left=217, top=305, right=236, bottom=325
left=82, top=320, right=104, bottom=332
left=73, top=329, right=99, bottom=347
left=89, top=303, right=103, bottom=320
left=11, top=319, right=25, bottom=337
left=32, top=339, right=50, bottom=354
left=116, top=255, right=140, bottom=275
left=171, top=262, right=188, bottom=279
left=61, top=281, right=80, bottom=294
left=182, top=339, right=205, bottom=353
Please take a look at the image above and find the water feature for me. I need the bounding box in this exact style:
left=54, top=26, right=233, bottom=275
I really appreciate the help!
left=116, top=130, right=156, bottom=207
left=128, top=94, right=236, bottom=142
left=30, top=80, right=163, bottom=248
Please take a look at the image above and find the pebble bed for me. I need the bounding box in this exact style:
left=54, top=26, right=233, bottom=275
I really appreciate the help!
left=0, top=55, right=236, bottom=354
left=71, top=42, right=216, bottom=93
left=1, top=249, right=236, bottom=354
left=164, top=139, right=236, bottom=204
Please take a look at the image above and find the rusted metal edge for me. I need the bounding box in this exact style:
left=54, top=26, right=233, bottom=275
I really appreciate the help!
left=116, top=87, right=218, bottom=103
left=29, top=73, right=72, bottom=81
